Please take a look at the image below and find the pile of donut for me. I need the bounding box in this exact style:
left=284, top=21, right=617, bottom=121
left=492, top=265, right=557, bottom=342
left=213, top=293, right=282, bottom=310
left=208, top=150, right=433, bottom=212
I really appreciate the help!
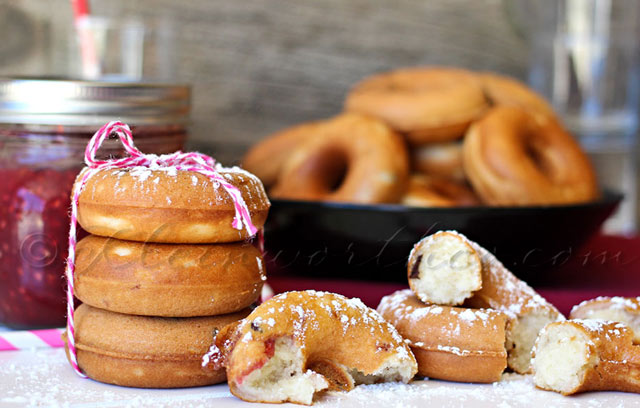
left=378, top=230, right=640, bottom=396
left=63, top=163, right=270, bottom=388
left=243, top=67, right=600, bottom=207
left=205, top=230, right=640, bottom=405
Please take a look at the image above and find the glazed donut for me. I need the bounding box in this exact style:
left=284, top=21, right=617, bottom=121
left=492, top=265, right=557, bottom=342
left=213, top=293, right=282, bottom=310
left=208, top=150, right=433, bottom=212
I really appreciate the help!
left=407, top=231, right=482, bottom=305
left=463, top=106, right=599, bottom=205
left=401, top=175, right=480, bottom=207
left=533, top=319, right=640, bottom=395
left=270, top=113, right=410, bottom=204
left=212, top=290, right=417, bottom=405
left=345, top=67, right=488, bottom=144
left=74, top=235, right=265, bottom=317
left=570, top=297, right=640, bottom=343
left=76, top=167, right=270, bottom=243
left=479, top=72, right=556, bottom=119
left=378, top=289, right=508, bottom=383
left=242, top=121, right=321, bottom=188
left=463, top=238, right=564, bottom=373
left=410, top=141, right=465, bottom=181
left=63, top=304, right=250, bottom=388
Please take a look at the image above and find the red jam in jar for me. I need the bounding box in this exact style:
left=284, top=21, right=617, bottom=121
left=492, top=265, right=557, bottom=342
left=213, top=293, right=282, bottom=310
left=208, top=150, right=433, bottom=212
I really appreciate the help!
left=0, top=79, right=190, bottom=328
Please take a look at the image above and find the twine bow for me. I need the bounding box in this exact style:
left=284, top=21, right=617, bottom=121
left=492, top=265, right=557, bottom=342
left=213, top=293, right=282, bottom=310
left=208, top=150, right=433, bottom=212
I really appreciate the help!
left=64, top=121, right=258, bottom=377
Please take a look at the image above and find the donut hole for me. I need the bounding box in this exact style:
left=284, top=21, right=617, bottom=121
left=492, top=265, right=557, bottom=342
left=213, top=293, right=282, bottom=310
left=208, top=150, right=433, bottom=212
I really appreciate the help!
left=431, top=182, right=456, bottom=200
left=523, top=130, right=555, bottom=179
left=304, top=147, right=350, bottom=193
left=483, top=90, right=497, bottom=106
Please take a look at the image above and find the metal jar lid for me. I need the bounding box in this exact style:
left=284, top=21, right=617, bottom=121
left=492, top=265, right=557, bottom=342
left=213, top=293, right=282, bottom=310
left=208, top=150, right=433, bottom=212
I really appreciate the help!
left=0, top=77, right=191, bottom=127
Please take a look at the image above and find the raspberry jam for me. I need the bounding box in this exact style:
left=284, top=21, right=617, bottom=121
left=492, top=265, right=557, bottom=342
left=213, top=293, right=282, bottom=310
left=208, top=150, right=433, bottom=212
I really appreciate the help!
left=0, top=166, right=79, bottom=328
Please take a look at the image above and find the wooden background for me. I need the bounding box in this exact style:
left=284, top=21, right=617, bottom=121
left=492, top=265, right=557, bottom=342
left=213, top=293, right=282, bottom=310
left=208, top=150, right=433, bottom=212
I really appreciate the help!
left=1, top=1, right=638, bottom=229
left=0, top=0, right=533, bottom=161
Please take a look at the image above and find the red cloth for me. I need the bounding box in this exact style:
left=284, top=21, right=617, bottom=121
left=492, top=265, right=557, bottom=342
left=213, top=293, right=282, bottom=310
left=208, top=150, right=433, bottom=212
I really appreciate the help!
left=267, top=234, right=640, bottom=317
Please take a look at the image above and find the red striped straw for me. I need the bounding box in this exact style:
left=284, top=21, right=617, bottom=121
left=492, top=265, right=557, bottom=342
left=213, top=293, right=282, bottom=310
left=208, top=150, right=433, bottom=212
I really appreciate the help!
left=65, top=121, right=260, bottom=377
left=71, top=0, right=89, bottom=18
left=71, top=0, right=99, bottom=78
left=0, top=329, right=65, bottom=351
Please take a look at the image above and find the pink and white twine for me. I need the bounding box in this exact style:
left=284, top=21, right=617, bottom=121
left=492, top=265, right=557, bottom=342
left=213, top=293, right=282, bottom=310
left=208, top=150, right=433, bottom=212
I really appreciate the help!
left=64, top=121, right=260, bottom=377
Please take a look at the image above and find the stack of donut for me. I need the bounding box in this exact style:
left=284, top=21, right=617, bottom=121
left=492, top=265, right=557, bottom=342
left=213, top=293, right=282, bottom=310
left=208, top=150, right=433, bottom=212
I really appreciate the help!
left=63, top=165, right=271, bottom=388
left=377, top=230, right=564, bottom=383
left=243, top=67, right=599, bottom=206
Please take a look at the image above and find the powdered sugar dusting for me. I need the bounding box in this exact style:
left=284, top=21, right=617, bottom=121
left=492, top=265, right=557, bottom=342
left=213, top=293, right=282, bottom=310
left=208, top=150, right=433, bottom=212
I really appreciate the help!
left=313, top=372, right=619, bottom=408
left=572, top=318, right=631, bottom=341
left=378, top=289, right=499, bottom=329
left=435, top=345, right=477, bottom=356
left=89, top=159, right=269, bottom=214
left=610, top=296, right=640, bottom=309
left=124, top=160, right=181, bottom=183
left=202, top=343, right=223, bottom=368
left=429, top=306, right=443, bottom=315
left=378, top=289, right=508, bottom=360
left=467, top=240, right=562, bottom=320
left=571, top=296, right=640, bottom=316
left=225, top=290, right=416, bottom=384
left=2, top=348, right=236, bottom=407
left=459, top=309, right=483, bottom=322
left=1, top=348, right=630, bottom=407
left=574, top=318, right=610, bottom=332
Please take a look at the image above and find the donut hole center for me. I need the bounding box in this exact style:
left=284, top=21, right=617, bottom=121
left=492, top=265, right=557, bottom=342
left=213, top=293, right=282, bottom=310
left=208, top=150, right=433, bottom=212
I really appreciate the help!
left=310, top=148, right=349, bottom=193
left=524, top=132, right=554, bottom=178
left=431, top=181, right=457, bottom=200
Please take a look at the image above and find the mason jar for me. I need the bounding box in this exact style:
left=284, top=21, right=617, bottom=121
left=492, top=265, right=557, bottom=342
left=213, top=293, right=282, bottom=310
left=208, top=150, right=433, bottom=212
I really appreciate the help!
left=0, top=78, right=191, bottom=328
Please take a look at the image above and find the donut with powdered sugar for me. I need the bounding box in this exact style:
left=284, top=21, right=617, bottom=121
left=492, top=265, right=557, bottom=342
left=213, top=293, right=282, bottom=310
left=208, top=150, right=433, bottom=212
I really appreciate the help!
left=533, top=319, right=640, bottom=395
left=570, top=297, right=640, bottom=343
left=75, top=166, right=270, bottom=243
left=210, top=290, right=417, bottom=405
left=377, top=289, right=508, bottom=383
left=463, top=238, right=565, bottom=373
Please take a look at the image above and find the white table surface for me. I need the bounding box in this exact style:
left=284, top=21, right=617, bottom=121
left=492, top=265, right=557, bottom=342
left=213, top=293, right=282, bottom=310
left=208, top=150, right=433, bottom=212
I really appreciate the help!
left=1, top=348, right=638, bottom=408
